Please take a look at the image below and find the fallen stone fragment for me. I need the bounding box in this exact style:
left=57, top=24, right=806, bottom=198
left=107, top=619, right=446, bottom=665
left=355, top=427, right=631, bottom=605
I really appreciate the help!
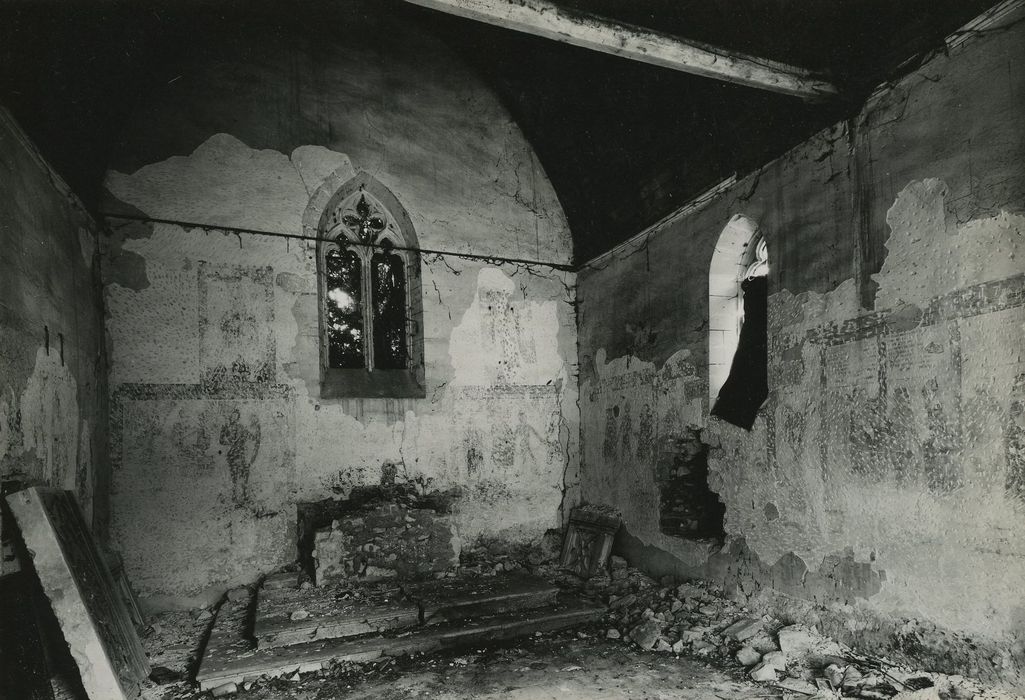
left=761, top=650, right=787, bottom=670
left=655, top=638, right=673, bottom=652
left=676, top=582, right=703, bottom=598
left=841, top=665, right=864, bottom=686
left=692, top=640, right=715, bottom=655
left=777, top=677, right=818, bottom=695
left=749, top=631, right=780, bottom=654
left=210, top=681, right=238, bottom=697
left=723, top=617, right=762, bottom=641
left=736, top=646, right=762, bottom=666
left=671, top=640, right=685, bottom=654
left=606, top=628, right=621, bottom=639
left=824, top=663, right=845, bottom=687
left=777, top=624, right=843, bottom=662
left=749, top=661, right=778, bottom=682
left=290, top=609, right=311, bottom=621
left=609, top=593, right=637, bottom=609
left=679, top=626, right=709, bottom=643
left=629, top=620, right=662, bottom=650
left=892, top=689, right=940, bottom=700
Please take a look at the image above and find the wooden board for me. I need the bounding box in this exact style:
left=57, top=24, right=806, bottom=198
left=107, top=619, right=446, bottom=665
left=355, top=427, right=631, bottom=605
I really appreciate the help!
left=254, top=582, right=419, bottom=649
left=5, top=488, right=150, bottom=700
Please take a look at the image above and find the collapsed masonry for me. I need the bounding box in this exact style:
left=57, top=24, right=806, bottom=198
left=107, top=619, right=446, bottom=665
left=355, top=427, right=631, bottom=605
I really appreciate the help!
left=6, top=487, right=1016, bottom=699
left=193, top=502, right=618, bottom=692
left=592, top=558, right=1003, bottom=700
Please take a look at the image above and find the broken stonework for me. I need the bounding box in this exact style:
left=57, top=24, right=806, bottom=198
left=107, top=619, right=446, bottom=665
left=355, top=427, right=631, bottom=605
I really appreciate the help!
left=736, top=646, right=761, bottom=666
left=628, top=620, right=662, bottom=650
left=313, top=503, right=460, bottom=584
left=723, top=617, right=762, bottom=641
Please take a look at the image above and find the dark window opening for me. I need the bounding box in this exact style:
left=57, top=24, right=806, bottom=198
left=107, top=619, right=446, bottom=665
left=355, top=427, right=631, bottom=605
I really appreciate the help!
left=324, top=247, right=365, bottom=369
left=371, top=249, right=407, bottom=370
left=711, top=275, right=768, bottom=430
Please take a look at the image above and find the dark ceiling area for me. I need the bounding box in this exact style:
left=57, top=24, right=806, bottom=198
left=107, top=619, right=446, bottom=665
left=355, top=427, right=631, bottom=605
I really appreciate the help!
left=0, top=0, right=996, bottom=263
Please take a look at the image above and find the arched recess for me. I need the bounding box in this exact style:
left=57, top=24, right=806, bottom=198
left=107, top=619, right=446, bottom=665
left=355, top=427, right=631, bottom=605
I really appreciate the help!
left=708, top=214, right=763, bottom=402
left=303, top=169, right=425, bottom=398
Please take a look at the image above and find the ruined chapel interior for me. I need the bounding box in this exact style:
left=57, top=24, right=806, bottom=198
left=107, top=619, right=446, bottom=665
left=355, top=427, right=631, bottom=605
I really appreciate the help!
left=1, top=1, right=1024, bottom=698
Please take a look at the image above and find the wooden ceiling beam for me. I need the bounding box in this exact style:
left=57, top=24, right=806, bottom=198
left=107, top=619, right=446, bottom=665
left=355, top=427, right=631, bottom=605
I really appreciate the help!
left=403, top=0, right=838, bottom=100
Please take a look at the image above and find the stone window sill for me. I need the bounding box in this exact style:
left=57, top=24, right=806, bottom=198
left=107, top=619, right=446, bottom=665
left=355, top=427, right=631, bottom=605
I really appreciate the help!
left=320, top=368, right=425, bottom=399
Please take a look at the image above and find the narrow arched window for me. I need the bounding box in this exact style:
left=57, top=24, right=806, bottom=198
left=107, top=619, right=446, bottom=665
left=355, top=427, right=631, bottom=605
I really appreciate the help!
left=708, top=216, right=768, bottom=429
left=311, top=172, right=425, bottom=398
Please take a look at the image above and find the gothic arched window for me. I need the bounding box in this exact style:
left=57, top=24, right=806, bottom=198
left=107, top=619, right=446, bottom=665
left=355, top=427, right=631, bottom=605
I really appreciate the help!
left=308, top=171, right=425, bottom=398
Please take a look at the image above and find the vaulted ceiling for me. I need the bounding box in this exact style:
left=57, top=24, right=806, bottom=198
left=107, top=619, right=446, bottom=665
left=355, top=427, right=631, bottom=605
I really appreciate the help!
left=0, top=0, right=995, bottom=262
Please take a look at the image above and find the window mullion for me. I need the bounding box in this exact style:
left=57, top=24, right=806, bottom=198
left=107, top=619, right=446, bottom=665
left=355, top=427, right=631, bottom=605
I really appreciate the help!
left=363, top=254, right=375, bottom=371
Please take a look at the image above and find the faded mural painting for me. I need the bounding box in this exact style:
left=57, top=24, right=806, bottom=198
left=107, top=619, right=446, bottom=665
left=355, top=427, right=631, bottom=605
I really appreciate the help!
left=100, top=16, right=578, bottom=601
left=578, top=15, right=1025, bottom=685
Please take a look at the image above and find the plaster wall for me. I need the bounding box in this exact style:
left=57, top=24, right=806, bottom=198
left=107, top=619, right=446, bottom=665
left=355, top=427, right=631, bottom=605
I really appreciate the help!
left=577, top=10, right=1025, bottom=685
left=101, top=9, right=577, bottom=604
left=0, top=107, right=108, bottom=536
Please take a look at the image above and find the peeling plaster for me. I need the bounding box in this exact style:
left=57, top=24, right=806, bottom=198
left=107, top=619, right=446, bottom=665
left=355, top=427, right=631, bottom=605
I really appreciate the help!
left=105, top=133, right=316, bottom=233
left=874, top=179, right=1025, bottom=309
left=449, top=267, right=565, bottom=386
left=576, top=18, right=1025, bottom=683
left=0, top=108, right=109, bottom=538
left=19, top=346, right=79, bottom=491
left=707, top=181, right=1025, bottom=641
left=102, top=130, right=576, bottom=598
left=290, top=145, right=355, bottom=196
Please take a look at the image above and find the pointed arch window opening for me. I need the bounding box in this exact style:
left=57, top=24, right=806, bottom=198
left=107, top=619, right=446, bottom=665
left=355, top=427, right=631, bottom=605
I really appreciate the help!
left=322, top=188, right=410, bottom=372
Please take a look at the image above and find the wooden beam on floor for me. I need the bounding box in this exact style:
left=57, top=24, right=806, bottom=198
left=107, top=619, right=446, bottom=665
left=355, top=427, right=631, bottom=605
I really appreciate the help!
left=403, top=0, right=838, bottom=100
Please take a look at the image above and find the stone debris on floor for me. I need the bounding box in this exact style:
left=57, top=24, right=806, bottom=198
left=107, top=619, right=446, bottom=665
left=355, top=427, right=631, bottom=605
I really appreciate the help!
left=583, top=557, right=1018, bottom=700
left=128, top=539, right=1024, bottom=700
left=193, top=567, right=603, bottom=691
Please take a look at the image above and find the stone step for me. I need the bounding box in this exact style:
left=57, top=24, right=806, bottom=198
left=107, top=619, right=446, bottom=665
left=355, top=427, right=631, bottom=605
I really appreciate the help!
left=254, top=573, right=560, bottom=649
left=197, top=597, right=604, bottom=691
left=254, top=582, right=418, bottom=649
left=403, top=573, right=560, bottom=625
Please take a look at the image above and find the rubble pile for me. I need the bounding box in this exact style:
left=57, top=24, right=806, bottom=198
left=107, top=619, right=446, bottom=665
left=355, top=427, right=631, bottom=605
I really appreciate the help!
left=457, top=530, right=563, bottom=578
left=592, top=558, right=1016, bottom=700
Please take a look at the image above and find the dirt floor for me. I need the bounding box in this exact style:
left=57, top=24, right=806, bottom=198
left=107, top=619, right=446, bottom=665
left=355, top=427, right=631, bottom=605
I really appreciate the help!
left=140, top=624, right=768, bottom=700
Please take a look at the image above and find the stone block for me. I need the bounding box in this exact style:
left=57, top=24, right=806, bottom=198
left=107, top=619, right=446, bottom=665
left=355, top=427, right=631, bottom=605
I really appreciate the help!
left=629, top=620, right=662, bottom=650
left=777, top=623, right=843, bottom=663
left=723, top=617, right=762, bottom=641
left=736, top=646, right=762, bottom=666
left=749, top=661, right=778, bottom=682
left=762, top=650, right=787, bottom=670
left=313, top=503, right=459, bottom=585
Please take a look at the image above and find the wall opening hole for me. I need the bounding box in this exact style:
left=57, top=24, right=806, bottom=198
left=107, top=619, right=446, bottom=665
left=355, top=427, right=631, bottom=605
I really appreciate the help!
left=656, top=425, right=725, bottom=541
